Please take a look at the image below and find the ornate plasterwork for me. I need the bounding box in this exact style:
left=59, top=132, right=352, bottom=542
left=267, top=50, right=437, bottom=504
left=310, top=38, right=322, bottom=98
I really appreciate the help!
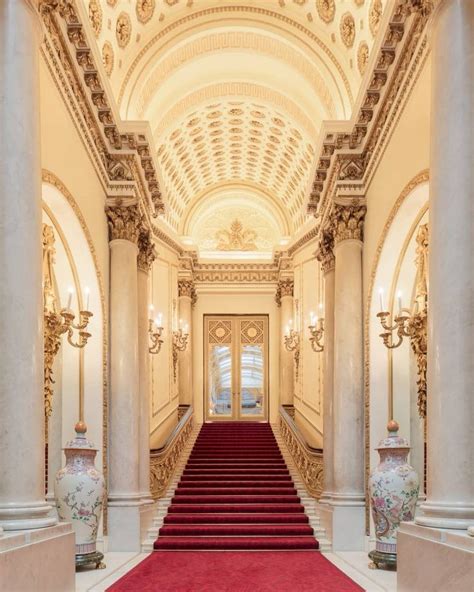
left=332, top=203, right=366, bottom=243
left=102, top=41, right=114, bottom=76
left=275, top=278, right=294, bottom=306
left=137, top=226, right=157, bottom=271
left=340, top=12, right=356, bottom=48
left=315, top=0, right=335, bottom=24
left=136, top=0, right=155, bottom=24
left=88, top=0, right=102, bottom=38
left=194, top=263, right=279, bottom=284
left=369, top=0, right=383, bottom=38
left=106, top=0, right=117, bottom=6
left=357, top=41, right=369, bottom=75
left=178, top=279, right=197, bottom=307
left=315, top=222, right=335, bottom=274
left=215, top=220, right=258, bottom=252
left=116, top=12, right=132, bottom=48
left=106, top=205, right=141, bottom=243
left=354, top=0, right=365, bottom=6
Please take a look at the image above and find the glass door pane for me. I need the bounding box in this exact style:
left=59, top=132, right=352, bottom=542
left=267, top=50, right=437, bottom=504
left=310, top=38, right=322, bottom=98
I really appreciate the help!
left=240, top=344, right=264, bottom=416
left=208, top=344, right=233, bottom=418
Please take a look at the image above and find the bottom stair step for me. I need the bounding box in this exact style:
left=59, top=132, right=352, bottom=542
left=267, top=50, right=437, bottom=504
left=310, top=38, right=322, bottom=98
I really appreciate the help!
left=154, top=536, right=319, bottom=551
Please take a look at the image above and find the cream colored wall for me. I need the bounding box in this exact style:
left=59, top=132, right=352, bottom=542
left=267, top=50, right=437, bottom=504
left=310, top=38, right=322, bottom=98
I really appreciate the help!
left=292, top=240, right=324, bottom=448
left=149, top=242, right=180, bottom=447
left=192, top=289, right=280, bottom=425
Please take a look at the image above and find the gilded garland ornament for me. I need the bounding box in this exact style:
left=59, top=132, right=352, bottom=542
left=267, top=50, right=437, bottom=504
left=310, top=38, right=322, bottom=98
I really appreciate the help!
left=357, top=41, right=369, bottom=75
left=88, top=0, right=102, bottom=38
left=116, top=12, right=132, bottom=48
left=369, top=0, right=383, bottom=38
left=136, top=0, right=155, bottom=24
left=315, top=0, right=335, bottom=24
left=340, top=12, right=356, bottom=48
left=102, top=41, right=114, bottom=77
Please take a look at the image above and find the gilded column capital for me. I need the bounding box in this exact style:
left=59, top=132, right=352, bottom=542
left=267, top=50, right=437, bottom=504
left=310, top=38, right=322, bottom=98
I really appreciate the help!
left=106, top=205, right=141, bottom=244
left=137, top=227, right=156, bottom=272
left=332, top=204, right=366, bottom=244
left=275, top=279, right=294, bottom=307
left=315, top=224, right=336, bottom=275
left=178, top=279, right=197, bottom=307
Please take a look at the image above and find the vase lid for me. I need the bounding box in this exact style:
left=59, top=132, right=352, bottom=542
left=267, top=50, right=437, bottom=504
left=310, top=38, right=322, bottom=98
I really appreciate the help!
left=375, top=420, right=410, bottom=450
left=64, top=422, right=98, bottom=451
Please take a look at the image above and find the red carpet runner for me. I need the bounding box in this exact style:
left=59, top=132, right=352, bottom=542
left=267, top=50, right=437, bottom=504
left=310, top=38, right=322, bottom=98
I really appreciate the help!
left=154, top=422, right=318, bottom=551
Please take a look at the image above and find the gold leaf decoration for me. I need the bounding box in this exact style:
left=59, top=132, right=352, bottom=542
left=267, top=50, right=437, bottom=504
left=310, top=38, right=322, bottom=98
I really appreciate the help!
left=102, top=41, right=114, bottom=76
left=136, top=0, right=155, bottom=24
left=315, top=0, right=335, bottom=24
left=88, top=0, right=102, bottom=38
left=116, top=12, right=132, bottom=48
left=340, top=12, right=356, bottom=48
left=369, top=0, right=383, bottom=38
left=357, top=41, right=369, bottom=74
left=215, top=219, right=258, bottom=251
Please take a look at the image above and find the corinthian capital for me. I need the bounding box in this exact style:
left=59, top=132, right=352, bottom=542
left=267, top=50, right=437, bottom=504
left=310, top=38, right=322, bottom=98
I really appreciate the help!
left=178, top=280, right=197, bottom=306
left=275, top=278, right=294, bottom=307
left=332, top=204, right=366, bottom=244
left=315, top=224, right=335, bottom=274
left=106, top=205, right=141, bottom=243
left=137, top=227, right=156, bottom=272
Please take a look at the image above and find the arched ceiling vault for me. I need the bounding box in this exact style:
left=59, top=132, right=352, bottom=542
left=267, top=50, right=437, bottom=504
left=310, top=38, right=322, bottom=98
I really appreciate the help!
left=83, top=0, right=388, bottom=257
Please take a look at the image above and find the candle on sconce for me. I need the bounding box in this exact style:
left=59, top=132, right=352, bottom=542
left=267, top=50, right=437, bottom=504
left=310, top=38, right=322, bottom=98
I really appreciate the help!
left=285, top=325, right=290, bottom=336
left=149, top=304, right=154, bottom=316
left=67, top=286, right=74, bottom=310
left=84, top=287, right=90, bottom=311
left=157, top=313, right=163, bottom=327
left=397, top=290, right=403, bottom=314
left=378, top=287, right=385, bottom=312
left=184, top=323, right=189, bottom=334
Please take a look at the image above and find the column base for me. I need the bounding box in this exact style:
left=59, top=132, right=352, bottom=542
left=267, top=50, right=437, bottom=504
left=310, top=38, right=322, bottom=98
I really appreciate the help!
left=323, top=499, right=366, bottom=551
left=107, top=498, right=156, bottom=552
left=139, top=492, right=154, bottom=505
left=0, top=523, right=75, bottom=591
left=0, top=501, right=57, bottom=530
left=415, top=500, right=474, bottom=530
left=398, top=522, right=474, bottom=592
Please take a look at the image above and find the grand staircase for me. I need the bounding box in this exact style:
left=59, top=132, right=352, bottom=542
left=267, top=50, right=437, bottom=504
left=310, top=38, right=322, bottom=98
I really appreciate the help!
left=152, top=422, right=320, bottom=551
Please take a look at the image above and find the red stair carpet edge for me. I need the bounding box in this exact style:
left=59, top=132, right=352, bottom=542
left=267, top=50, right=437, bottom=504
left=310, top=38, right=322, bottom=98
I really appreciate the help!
left=106, top=551, right=364, bottom=592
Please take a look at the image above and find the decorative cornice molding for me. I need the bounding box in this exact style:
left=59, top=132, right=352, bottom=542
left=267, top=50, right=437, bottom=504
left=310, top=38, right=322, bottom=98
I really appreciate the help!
left=275, top=278, right=294, bottom=307
left=332, top=203, right=366, bottom=244
left=137, top=226, right=157, bottom=271
left=194, top=263, right=279, bottom=284
left=287, top=224, right=320, bottom=257
left=106, top=204, right=141, bottom=243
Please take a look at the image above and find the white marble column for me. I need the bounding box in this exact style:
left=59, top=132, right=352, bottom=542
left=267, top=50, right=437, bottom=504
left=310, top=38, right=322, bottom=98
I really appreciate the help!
left=106, top=206, right=142, bottom=551
left=137, top=230, right=155, bottom=505
left=178, top=280, right=195, bottom=406
left=278, top=279, right=295, bottom=406
left=330, top=205, right=366, bottom=550
left=316, top=230, right=336, bottom=504
left=415, top=0, right=474, bottom=530
left=0, top=0, right=56, bottom=530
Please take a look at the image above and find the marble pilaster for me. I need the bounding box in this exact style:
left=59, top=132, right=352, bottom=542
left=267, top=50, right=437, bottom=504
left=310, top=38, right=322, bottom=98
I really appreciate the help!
left=276, top=279, right=295, bottom=406
left=177, top=280, right=195, bottom=406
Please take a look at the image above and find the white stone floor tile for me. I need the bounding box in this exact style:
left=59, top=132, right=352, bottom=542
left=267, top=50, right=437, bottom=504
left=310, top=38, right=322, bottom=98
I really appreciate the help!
left=323, top=551, right=397, bottom=592
left=75, top=552, right=149, bottom=592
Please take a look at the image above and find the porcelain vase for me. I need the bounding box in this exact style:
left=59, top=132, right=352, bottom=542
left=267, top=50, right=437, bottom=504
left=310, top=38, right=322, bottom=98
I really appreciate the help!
left=368, top=420, right=419, bottom=570
left=55, top=422, right=105, bottom=569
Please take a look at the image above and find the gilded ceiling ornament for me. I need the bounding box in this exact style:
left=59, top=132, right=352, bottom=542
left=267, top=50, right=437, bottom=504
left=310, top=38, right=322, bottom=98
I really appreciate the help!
left=106, top=205, right=141, bottom=243
left=137, top=227, right=156, bottom=272
left=331, top=204, right=366, bottom=243
left=340, top=12, right=356, bottom=48
left=136, top=0, right=155, bottom=24
left=369, top=0, right=383, bottom=38
left=106, top=0, right=118, bottom=6
left=215, top=219, right=258, bottom=252
left=354, top=0, right=365, bottom=6
left=315, top=0, right=335, bottom=24
left=165, top=0, right=179, bottom=5
left=116, top=12, right=132, bottom=48
left=357, top=41, right=369, bottom=75
left=102, top=41, right=114, bottom=77
left=88, top=0, right=103, bottom=38
left=292, top=0, right=308, bottom=5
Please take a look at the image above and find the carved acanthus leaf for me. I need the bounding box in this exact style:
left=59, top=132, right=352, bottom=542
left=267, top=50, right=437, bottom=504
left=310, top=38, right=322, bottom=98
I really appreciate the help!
left=275, top=278, right=294, bottom=307
left=106, top=205, right=141, bottom=243
left=137, top=226, right=157, bottom=271
left=178, top=280, right=197, bottom=307
left=332, top=204, right=366, bottom=243
left=315, top=223, right=335, bottom=274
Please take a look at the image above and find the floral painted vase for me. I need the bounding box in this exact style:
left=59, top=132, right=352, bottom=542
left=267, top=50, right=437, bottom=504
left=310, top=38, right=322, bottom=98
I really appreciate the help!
left=55, top=422, right=105, bottom=569
left=368, top=420, right=419, bottom=570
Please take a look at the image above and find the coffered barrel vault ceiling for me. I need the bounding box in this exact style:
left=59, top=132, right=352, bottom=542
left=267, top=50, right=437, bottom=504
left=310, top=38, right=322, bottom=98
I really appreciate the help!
left=84, top=0, right=387, bottom=256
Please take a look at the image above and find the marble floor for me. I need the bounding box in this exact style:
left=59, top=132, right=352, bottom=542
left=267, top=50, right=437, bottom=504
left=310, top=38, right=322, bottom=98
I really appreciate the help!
left=75, top=549, right=397, bottom=591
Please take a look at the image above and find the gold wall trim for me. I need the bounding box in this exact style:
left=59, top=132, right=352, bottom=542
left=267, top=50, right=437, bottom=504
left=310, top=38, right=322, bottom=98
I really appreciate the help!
left=364, top=168, right=429, bottom=532
left=41, top=169, right=109, bottom=531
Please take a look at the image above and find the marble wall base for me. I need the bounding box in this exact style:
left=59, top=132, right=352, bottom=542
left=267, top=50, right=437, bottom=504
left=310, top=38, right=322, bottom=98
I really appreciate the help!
left=0, top=523, right=75, bottom=592
left=108, top=502, right=156, bottom=552
left=139, top=502, right=156, bottom=549
left=398, top=522, right=474, bottom=592
left=323, top=503, right=366, bottom=551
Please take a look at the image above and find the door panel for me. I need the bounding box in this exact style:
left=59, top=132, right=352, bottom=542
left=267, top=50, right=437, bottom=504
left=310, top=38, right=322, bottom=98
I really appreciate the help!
left=205, top=316, right=268, bottom=421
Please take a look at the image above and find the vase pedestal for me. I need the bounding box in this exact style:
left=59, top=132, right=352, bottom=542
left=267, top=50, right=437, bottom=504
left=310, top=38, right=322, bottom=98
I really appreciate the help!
left=76, top=550, right=105, bottom=570
left=368, top=549, right=397, bottom=571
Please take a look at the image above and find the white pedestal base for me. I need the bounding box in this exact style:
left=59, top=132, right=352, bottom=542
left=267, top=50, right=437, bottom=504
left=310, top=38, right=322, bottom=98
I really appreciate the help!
left=398, top=522, right=474, bottom=592
left=0, top=523, right=75, bottom=592
left=107, top=502, right=156, bottom=552
left=322, top=503, right=365, bottom=551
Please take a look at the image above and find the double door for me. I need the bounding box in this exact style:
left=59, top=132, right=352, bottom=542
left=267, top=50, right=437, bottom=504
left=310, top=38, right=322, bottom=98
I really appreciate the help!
left=205, top=315, right=268, bottom=421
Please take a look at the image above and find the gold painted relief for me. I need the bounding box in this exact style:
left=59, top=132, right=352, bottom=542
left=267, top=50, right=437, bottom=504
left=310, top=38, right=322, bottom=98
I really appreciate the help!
left=340, top=12, right=356, bottom=48
left=102, top=41, right=114, bottom=76
left=215, top=219, right=258, bottom=252
left=315, top=0, right=335, bottom=24
left=116, top=12, right=132, bottom=48
left=88, top=0, right=102, bottom=38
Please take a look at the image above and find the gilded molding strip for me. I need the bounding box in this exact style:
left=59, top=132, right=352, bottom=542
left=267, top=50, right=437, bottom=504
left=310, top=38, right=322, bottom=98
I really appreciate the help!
left=150, top=406, right=194, bottom=499
left=279, top=406, right=323, bottom=499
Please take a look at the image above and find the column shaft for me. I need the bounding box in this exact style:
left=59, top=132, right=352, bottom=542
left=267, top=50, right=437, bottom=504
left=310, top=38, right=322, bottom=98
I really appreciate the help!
left=280, top=295, right=294, bottom=406
left=0, top=0, right=56, bottom=530
left=178, top=296, right=193, bottom=406
left=416, top=0, right=474, bottom=529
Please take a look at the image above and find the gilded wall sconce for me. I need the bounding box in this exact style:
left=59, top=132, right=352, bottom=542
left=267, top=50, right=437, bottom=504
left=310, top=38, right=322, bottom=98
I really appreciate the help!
left=308, top=312, right=325, bottom=353
left=284, top=323, right=300, bottom=381
left=172, top=323, right=189, bottom=382
left=148, top=308, right=164, bottom=354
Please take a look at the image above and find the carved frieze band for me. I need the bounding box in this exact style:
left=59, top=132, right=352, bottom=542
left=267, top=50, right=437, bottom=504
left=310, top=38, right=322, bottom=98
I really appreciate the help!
left=137, top=226, right=157, bottom=272
left=275, top=278, right=294, bottom=307
left=106, top=205, right=141, bottom=244
left=178, top=279, right=197, bottom=307
left=332, top=204, right=366, bottom=244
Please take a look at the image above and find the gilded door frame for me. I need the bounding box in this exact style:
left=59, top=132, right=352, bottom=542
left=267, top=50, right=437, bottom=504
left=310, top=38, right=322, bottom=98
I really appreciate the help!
left=203, top=314, right=269, bottom=422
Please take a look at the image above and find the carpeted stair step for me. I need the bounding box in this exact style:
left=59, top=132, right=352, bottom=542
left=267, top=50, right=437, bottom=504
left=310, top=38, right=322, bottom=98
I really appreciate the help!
left=182, top=469, right=290, bottom=476
left=158, top=524, right=314, bottom=536
left=174, top=487, right=297, bottom=496
left=163, top=513, right=310, bottom=524
left=167, top=503, right=306, bottom=514
left=154, top=536, right=319, bottom=551
left=171, top=494, right=301, bottom=504
left=178, top=480, right=293, bottom=487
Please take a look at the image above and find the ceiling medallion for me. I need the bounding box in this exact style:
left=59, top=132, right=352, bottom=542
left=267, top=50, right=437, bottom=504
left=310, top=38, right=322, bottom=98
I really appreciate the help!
left=215, top=220, right=258, bottom=252
left=340, top=12, right=356, bottom=48
left=369, top=0, right=383, bottom=37
left=357, top=41, right=369, bottom=75
left=315, top=0, right=335, bottom=24
left=116, top=12, right=132, bottom=48
left=102, top=41, right=114, bottom=76
left=88, top=0, right=102, bottom=38
left=136, top=0, right=155, bottom=24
